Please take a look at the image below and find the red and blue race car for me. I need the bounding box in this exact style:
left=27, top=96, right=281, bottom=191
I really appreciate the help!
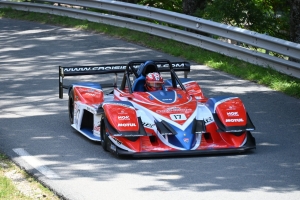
left=59, top=59, right=256, bottom=157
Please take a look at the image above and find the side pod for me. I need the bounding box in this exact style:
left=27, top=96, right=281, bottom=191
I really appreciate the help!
left=206, top=97, right=255, bottom=133
left=102, top=101, right=147, bottom=137
left=104, top=117, right=147, bottom=137
left=213, top=113, right=255, bottom=132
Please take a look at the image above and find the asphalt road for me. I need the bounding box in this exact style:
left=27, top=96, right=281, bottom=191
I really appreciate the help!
left=0, top=18, right=300, bottom=200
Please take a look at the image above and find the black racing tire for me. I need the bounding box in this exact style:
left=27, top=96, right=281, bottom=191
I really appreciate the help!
left=68, top=88, right=74, bottom=124
left=100, top=116, right=109, bottom=152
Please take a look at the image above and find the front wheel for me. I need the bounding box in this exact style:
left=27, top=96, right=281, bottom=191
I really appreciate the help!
left=100, top=116, right=109, bottom=152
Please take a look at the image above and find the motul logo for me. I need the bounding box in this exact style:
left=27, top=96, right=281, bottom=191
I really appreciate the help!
left=227, top=112, right=239, bottom=116
left=226, top=118, right=244, bottom=122
left=118, top=116, right=130, bottom=120
left=118, top=123, right=136, bottom=127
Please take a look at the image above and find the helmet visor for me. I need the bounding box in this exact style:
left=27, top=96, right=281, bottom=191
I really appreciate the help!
left=147, top=82, right=163, bottom=88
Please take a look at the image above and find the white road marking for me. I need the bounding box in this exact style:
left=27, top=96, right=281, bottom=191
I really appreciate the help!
left=13, top=148, right=60, bottom=179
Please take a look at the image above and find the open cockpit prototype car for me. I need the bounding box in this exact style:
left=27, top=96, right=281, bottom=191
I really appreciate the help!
left=59, top=59, right=256, bottom=157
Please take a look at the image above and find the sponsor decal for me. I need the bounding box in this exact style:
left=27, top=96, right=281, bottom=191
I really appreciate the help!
left=64, top=66, right=127, bottom=72
left=167, top=107, right=180, bottom=111
left=156, top=63, right=185, bottom=68
left=170, top=114, right=187, bottom=120
left=112, top=137, right=122, bottom=145
left=156, top=107, right=193, bottom=114
left=118, top=116, right=130, bottom=120
left=64, top=63, right=186, bottom=73
left=142, top=122, right=155, bottom=128
left=118, top=110, right=127, bottom=114
left=118, top=123, right=137, bottom=127
left=183, top=138, right=189, bottom=143
left=225, top=118, right=244, bottom=122
left=227, top=105, right=237, bottom=110
left=204, top=117, right=213, bottom=123
left=227, top=112, right=239, bottom=116
left=84, top=92, right=97, bottom=96
left=94, top=124, right=100, bottom=132
left=172, top=63, right=185, bottom=68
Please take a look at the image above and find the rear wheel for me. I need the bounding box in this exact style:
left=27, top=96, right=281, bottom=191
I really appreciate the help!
left=68, top=89, right=74, bottom=124
left=101, top=116, right=109, bottom=152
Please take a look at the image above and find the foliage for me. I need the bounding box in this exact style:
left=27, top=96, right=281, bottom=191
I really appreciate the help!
left=0, top=152, right=59, bottom=200
left=137, top=0, right=182, bottom=12
left=0, top=154, right=30, bottom=200
left=124, top=0, right=292, bottom=41
left=196, top=0, right=290, bottom=40
left=290, top=0, right=300, bottom=43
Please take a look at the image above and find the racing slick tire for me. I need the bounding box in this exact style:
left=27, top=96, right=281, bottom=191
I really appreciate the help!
left=100, top=116, right=109, bottom=152
left=68, top=88, right=74, bottom=124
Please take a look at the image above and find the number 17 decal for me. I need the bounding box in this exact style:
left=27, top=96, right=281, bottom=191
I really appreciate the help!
left=170, top=114, right=187, bottom=120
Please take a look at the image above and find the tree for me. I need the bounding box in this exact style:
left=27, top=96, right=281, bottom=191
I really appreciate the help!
left=290, top=0, right=300, bottom=43
left=197, top=0, right=291, bottom=40
left=182, top=0, right=206, bottom=15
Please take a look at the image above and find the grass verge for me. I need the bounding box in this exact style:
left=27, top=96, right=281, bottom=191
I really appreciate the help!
left=0, top=7, right=299, bottom=99
left=0, top=153, right=60, bottom=200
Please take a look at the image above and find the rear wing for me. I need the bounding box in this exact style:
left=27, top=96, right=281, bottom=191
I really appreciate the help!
left=59, top=59, right=190, bottom=98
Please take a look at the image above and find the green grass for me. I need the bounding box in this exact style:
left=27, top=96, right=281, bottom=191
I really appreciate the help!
left=0, top=154, right=31, bottom=200
left=0, top=153, right=59, bottom=200
left=1, top=7, right=300, bottom=98
left=0, top=176, right=30, bottom=200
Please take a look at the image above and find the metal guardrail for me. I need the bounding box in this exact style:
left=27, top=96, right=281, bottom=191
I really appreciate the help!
left=1, top=0, right=300, bottom=78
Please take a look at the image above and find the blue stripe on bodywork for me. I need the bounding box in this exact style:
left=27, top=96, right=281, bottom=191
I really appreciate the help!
left=104, top=101, right=134, bottom=107
left=72, top=82, right=102, bottom=89
left=148, top=90, right=176, bottom=103
left=163, top=121, right=196, bottom=150
left=77, top=128, right=100, bottom=141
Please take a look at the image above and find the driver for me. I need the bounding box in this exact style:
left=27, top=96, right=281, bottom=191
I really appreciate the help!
left=145, top=72, right=164, bottom=91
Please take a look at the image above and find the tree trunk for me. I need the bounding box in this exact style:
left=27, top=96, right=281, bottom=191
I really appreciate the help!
left=182, top=0, right=206, bottom=16
left=290, top=0, right=300, bottom=43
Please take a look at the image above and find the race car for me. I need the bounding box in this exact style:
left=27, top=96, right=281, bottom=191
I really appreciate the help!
left=59, top=59, right=256, bottom=157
